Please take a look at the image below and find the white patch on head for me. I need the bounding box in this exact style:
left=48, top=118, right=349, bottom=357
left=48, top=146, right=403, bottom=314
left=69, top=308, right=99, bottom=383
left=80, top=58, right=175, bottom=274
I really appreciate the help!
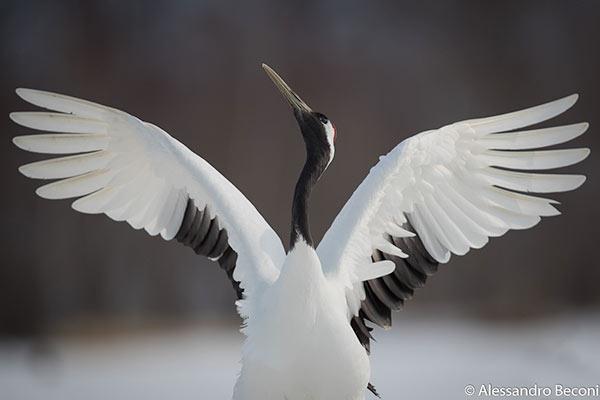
left=323, top=120, right=336, bottom=167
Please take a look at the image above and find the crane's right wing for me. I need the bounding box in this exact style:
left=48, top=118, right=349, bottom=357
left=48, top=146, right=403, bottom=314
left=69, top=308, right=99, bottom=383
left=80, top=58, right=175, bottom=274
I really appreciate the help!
left=11, top=89, right=286, bottom=317
left=317, top=95, right=589, bottom=353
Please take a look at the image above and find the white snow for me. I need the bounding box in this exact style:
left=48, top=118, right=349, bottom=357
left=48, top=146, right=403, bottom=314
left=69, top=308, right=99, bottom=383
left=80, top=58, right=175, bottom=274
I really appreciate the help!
left=1, top=314, right=599, bottom=400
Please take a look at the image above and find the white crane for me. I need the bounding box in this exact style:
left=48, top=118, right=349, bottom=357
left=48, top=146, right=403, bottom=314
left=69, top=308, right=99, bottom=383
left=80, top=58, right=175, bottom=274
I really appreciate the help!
left=12, top=64, right=590, bottom=400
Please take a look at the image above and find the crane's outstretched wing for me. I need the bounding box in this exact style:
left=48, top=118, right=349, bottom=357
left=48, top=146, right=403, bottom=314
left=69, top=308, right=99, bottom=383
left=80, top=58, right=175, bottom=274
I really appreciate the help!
left=317, top=95, right=589, bottom=352
left=11, top=89, right=286, bottom=316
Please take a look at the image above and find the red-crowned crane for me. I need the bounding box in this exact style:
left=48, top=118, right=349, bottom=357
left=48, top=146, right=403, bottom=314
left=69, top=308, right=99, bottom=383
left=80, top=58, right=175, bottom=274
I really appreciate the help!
left=11, top=64, right=590, bottom=399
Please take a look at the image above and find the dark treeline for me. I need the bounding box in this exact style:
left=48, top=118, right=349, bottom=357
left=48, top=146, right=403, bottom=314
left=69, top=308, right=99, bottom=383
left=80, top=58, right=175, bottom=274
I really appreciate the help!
left=1, top=0, right=599, bottom=337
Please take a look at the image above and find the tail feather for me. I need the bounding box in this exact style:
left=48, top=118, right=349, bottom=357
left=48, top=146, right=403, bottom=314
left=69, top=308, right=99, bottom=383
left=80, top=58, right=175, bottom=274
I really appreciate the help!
left=368, top=382, right=381, bottom=398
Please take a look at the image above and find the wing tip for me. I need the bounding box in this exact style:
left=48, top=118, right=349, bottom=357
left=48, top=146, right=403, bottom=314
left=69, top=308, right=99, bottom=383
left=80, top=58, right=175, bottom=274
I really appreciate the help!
left=555, top=174, right=588, bottom=192
left=35, top=185, right=54, bottom=200
left=548, top=93, right=579, bottom=115
left=15, top=88, right=40, bottom=104
left=557, top=93, right=579, bottom=111
left=573, top=174, right=587, bottom=190
left=9, top=111, right=36, bottom=128
left=15, top=87, right=27, bottom=97
left=71, top=197, right=95, bottom=214
left=16, top=87, right=52, bottom=97
left=17, top=164, right=35, bottom=178
left=12, top=135, right=26, bottom=150
left=547, top=205, right=562, bottom=217
left=17, top=165, right=33, bottom=178
left=581, top=147, right=591, bottom=161
left=9, top=111, right=22, bottom=125
left=572, top=121, right=590, bottom=137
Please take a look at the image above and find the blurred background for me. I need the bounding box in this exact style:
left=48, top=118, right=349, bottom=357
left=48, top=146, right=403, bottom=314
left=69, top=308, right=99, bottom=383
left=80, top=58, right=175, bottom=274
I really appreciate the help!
left=1, top=0, right=599, bottom=399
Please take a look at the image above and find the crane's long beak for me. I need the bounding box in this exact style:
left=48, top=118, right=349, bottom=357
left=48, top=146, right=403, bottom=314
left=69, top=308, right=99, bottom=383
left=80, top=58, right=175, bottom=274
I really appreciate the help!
left=262, top=64, right=312, bottom=113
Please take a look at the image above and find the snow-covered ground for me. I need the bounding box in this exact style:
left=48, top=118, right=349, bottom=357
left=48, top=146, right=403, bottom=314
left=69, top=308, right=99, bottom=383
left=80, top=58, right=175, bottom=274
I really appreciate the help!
left=1, top=314, right=599, bottom=400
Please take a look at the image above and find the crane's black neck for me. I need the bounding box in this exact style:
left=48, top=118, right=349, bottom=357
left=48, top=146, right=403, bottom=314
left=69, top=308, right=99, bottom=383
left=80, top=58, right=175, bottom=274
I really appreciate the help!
left=290, top=134, right=331, bottom=250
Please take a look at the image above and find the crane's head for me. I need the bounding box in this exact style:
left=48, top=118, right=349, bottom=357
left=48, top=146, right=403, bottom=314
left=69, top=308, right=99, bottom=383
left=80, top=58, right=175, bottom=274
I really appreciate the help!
left=262, top=64, right=335, bottom=170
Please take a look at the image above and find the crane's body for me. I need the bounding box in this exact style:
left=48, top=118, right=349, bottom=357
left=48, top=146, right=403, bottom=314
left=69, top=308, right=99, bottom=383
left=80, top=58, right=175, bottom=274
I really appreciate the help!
left=234, top=241, right=370, bottom=400
left=11, top=64, right=590, bottom=399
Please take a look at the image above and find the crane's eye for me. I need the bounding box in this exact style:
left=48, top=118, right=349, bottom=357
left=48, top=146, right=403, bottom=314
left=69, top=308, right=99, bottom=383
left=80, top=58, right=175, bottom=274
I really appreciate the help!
left=317, top=114, right=329, bottom=124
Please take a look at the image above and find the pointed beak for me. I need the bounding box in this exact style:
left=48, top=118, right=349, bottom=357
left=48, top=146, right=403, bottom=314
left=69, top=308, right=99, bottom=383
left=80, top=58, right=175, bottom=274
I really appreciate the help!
left=262, top=63, right=312, bottom=113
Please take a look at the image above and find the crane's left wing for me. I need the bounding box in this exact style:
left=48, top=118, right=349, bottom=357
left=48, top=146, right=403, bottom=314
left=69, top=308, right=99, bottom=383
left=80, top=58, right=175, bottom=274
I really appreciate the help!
left=11, top=89, right=286, bottom=316
left=317, top=95, right=589, bottom=352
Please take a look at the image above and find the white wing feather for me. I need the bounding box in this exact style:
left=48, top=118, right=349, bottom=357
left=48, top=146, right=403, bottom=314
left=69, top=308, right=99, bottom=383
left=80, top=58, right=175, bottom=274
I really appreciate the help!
left=11, top=89, right=286, bottom=315
left=317, top=94, right=589, bottom=318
